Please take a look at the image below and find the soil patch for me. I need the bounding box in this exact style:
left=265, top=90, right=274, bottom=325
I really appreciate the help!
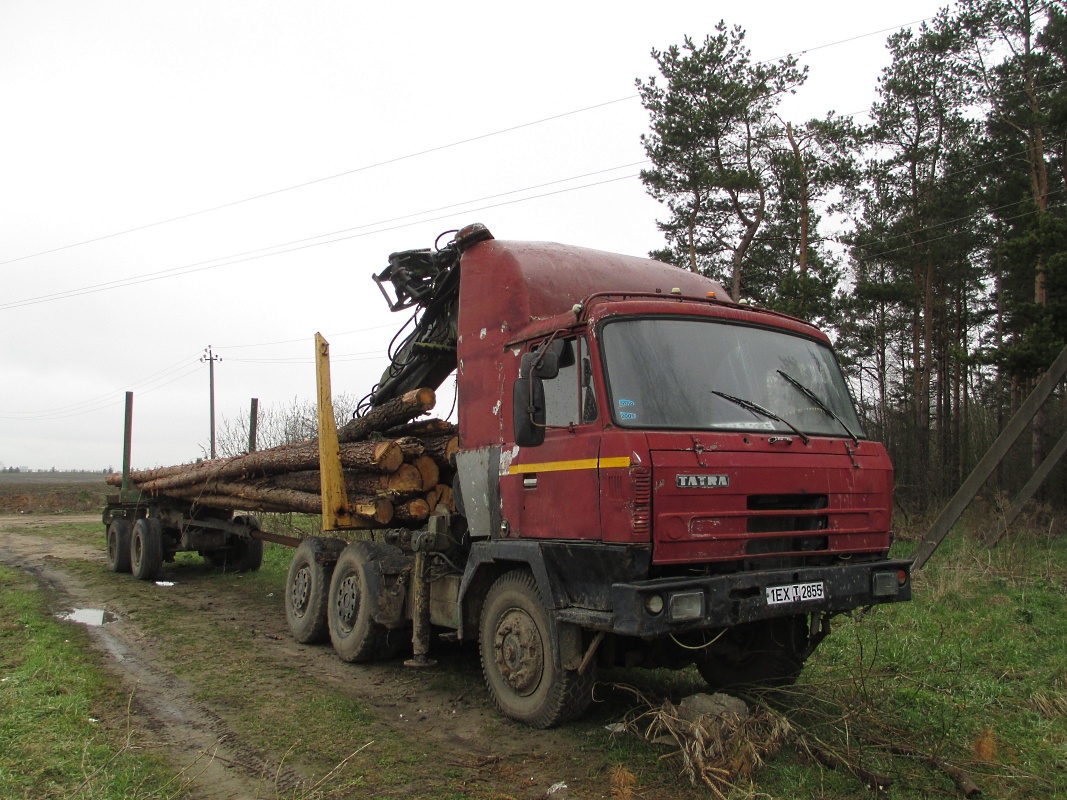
left=0, top=515, right=661, bottom=799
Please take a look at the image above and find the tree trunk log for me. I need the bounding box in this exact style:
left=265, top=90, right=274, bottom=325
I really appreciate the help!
left=394, top=436, right=426, bottom=459
left=158, top=482, right=392, bottom=523
left=385, top=418, right=457, bottom=438
left=393, top=497, right=430, bottom=524
left=337, top=388, right=436, bottom=443
left=160, top=483, right=323, bottom=514
left=134, top=440, right=402, bottom=493
left=420, top=433, right=460, bottom=471
left=267, top=463, right=424, bottom=497
left=411, top=455, right=440, bottom=491
left=425, top=484, right=455, bottom=513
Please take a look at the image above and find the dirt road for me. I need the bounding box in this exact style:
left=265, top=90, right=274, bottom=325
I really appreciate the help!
left=0, top=515, right=665, bottom=799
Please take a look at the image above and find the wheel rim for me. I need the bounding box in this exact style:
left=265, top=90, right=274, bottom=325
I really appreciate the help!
left=132, top=534, right=143, bottom=568
left=493, top=607, right=544, bottom=697
left=291, top=565, right=311, bottom=617
left=107, top=529, right=117, bottom=563
left=334, top=572, right=361, bottom=634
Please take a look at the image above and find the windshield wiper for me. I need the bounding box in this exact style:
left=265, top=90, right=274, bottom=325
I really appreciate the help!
left=711, top=390, right=810, bottom=445
left=776, top=370, right=859, bottom=444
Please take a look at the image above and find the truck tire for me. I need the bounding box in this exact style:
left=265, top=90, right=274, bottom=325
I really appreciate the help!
left=105, top=519, right=132, bottom=573
left=204, top=515, right=264, bottom=572
left=286, top=537, right=346, bottom=644
left=327, top=542, right=392, bottom=662
left=479, top=570, right=594, bottom=729
left=130, top=517, right=163, bottom=581
left=695, top=615, right=808, bottom=691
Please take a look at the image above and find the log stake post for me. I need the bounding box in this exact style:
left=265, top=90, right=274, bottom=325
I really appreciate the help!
left=315, top=333, right=355, bottom=531
left=248, top=397, right=259, bottom=453
left=121, top=391, right=134, bottom=497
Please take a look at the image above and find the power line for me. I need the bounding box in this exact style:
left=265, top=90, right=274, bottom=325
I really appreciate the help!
left=1, top=350, right=204, bottom=417
left=0, top=96, right=639, bottom=268
left=0, top=170, right=641, bottom=311
left=1, top=14, right=943, bottom=270
left=216, top=322, right=399, bottom=350
left=0, top=362, right=204, bottom=421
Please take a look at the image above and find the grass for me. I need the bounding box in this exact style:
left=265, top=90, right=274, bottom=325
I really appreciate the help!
left=60, top=531, right=475, bottom=797
left=5, top=503, right=1067, bottom=798
left=589, top=519, right=1067, bottom=798
left=0, top=563, right=174, bottom=799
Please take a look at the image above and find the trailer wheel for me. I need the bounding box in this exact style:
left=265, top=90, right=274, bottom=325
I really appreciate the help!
left=327, top=542, right=390, bottom=662
left=230, top=514, right=264, bottom=571
left=695, top=616, right=808, bottom=691
left=286, top=537, right=346, bottom=644
left=105, top=519, right=133, bottom=573
left=479, top=570, right=594, bottom=729
left=205, top=515, right=264, bottom=572
left=130, top=518, right=163, bottom=581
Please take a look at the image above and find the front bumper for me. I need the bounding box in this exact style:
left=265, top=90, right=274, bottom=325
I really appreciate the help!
left=602, top=559, right=911, bottom=638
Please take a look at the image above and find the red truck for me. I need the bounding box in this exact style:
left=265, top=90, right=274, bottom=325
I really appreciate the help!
left=104, top=223, right=911, bottom=728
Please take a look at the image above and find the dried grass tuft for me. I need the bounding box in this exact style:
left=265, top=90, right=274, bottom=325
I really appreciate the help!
left=1028, top=691, right=1067, bottom=720
left=627, top=692, right=791, bottom=796
left=609, top=763, right=637, bottom=799
left=972, top=726, right=997, bottom=762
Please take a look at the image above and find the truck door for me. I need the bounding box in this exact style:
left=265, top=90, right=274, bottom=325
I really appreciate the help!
left=509, top=336, right=602, bottom=541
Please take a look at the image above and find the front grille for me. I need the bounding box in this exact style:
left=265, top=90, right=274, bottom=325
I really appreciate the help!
left=746, top=494, right=828, bottom=533
left=746, top=535, right=829, bottom=555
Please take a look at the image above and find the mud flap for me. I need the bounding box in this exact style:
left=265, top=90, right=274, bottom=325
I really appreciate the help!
left=556, top=619, right=584, bottom=672
left=357, top=546, right=413, bottom=629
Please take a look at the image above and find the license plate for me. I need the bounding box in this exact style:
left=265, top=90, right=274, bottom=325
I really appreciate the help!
left=766, top=581, right=825, bottom=605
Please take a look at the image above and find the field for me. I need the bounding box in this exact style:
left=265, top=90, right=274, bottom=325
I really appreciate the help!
left=0, top=488, right=1065, bottom=799
left=0, top=472, right=111, bottom=513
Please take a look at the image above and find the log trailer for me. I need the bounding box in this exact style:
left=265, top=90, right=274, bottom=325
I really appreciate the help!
left=102, top=223, right=911, bottom=728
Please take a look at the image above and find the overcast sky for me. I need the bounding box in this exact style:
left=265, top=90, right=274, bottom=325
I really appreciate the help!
left=1, top=0, right=948, bottom=471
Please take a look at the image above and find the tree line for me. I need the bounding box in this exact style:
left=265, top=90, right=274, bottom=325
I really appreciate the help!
left=638, top=0, right=1067, bottom=514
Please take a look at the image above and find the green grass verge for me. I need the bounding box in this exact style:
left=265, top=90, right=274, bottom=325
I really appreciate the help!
left=14, top=514, right=1067, bottom=798
left=0, top=563, right=175, bottom=799
left=592, top=526, right=1067, bottom=798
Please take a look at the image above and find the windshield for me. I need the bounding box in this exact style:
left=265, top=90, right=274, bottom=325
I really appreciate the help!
left=600, top=318, right=865, bottom=438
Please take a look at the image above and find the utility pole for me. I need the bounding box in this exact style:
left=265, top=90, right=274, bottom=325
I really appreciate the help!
left=201, top=346, right=221, bottom=459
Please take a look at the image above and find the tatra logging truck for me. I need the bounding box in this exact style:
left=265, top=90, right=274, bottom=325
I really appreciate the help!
left=103, top=223, right=911, bottom=728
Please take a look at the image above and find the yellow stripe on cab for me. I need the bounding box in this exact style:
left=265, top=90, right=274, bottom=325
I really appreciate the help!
left=508, top=456, right=631, bottom=475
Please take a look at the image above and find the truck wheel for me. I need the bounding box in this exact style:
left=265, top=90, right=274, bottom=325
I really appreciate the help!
left=286, top=537, right=346, bottom=644
left=695, top=616, right=808, bottom=691
left=327, top=542, right=390, bottom=662
left=105, top=519, right=132, bottom=573
left=479, top=570, right=594, bottom=729
left=130, top=518, right=163, bottom=581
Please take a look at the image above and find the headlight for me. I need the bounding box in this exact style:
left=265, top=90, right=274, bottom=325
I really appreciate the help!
left=872, top=571, right=899, bottom=597
left=644, top=594, right=665, bottom=615
left=668, top=591, right=704, bottom=622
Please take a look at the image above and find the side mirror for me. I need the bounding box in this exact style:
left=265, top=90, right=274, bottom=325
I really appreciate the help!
left=513, top=377, right=546, bottom=447
left=520, top=339, right=567, bottom=379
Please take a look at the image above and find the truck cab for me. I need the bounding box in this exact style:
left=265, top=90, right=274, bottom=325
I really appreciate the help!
left=437, top=226, right=910, bottom=726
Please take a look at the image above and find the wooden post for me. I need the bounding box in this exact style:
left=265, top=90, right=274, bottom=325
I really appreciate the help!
left=912, top=342, right=1067, bottom=569
left=121, top=391, right=133, bottom=494
left=986, top=428, right=1067, bottom=546
left=248, top=397, right=259, bottom=453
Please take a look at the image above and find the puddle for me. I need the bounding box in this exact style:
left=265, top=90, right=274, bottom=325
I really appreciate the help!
left=58, top=608, right=118, bottom=627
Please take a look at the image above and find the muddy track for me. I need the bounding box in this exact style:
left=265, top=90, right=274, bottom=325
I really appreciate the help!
left=0, top=516, right=657, bottom=799
left=0, top=516, right=308, bottom=799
